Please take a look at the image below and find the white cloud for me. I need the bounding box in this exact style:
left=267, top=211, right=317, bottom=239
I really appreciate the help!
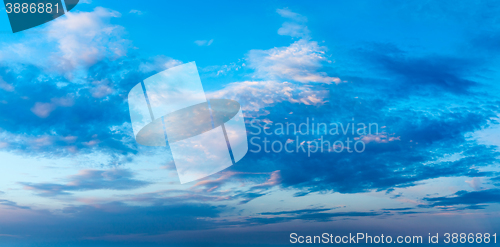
left=200, top=61, right=244, bottom=77
left=31, top=103, right=56, bottom=118
left=90, top=80, right=114, bottom=98
left=465, top=177, right=484, bottom=191
left=194, top=39, right=214, bottom=46
left=47, top=7, right=128, bottom=73
left=0, top=76, right=14, bottom=92
left=278, top=22, right=310, bottom=38
left=208, top=80, right=328, bottom=112
left=129, top=9, right=143, bottom=15
left=470, top=120, right=500, bottom=149
left=0, top=7, right=129, bottom=78
left=248, top=8, right=339, bottom=84
left=248, top=39, right=340, bottom=84
left=31, top=96, right=75, bottom=118
left=138, top=56, right=183, bottom=73
left=208, top=9, right=340, bottom=113
left=276, top=8, right=309, bottom=38
left=276, top=8, right=308, bottom=22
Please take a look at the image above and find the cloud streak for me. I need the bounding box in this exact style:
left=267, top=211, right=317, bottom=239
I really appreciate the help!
left=21, top=169, right=150, bottom=197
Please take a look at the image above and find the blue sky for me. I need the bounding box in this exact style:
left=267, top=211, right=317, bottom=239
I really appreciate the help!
left=0, top=0, right=500, bottom=246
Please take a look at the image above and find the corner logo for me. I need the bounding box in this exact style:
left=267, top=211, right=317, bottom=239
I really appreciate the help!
left=4, top=0, right=80, bottom=33
left=128, top=62, right=248, bottom=184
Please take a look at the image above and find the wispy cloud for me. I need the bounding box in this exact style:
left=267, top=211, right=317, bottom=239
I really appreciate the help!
left=21, top=169, right=150, bottom=197
left=129, top=9, right=144, bottom=15
left=423, top=189, right=500, bottom=207
left=208, top=80, right=329, bottom=111
left=0, top=199, right=30, bottom=210
left=194, top=39, right=214, bottom=46
left=276, top=8, right=309, bottom=38
left=0, top=7, right=129, bottom=78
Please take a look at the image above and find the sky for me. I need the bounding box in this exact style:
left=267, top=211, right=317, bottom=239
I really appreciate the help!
left=0, top=0, right=500, bottom=246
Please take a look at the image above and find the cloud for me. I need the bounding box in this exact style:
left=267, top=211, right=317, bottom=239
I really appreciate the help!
left=423, top=189, right=500, bottom=207
left=0, top=7, right=129, bottom=77
left=194, top=39, right=214, bottom=46
left=276, top=8, right=307, bottom=22
left=190, top=171, right=281, bottom=204
left=114, top=170, right=283, bottom=206
left=208, top=80, right=329, bottom=111
left=0, top=13, right=132, bottom=157
left=359, top=43, right=479, bottom=94
left=0, top=200, right=223, bottom=242
left=248, top=9, right=338, bottom=84
left=248, top=39, right=340, bottom=84
left=0, top=8, right=184, bottom=158
left=226, top=80, right=499, bottom=194
left=278, top=22, right=310, bottom=38
left=465, top=177, right=484, bottom=191
left=138, top=55, right=183, bottom=73
left=207, top=8, right=340, bottom=116
left=30, top=102, right=56, bottom=118
left=21, top=169, right=150, bottom=197
left=276, top=8, right=309, bottom=38
left=0, top=76, right=14, bottom=92
left=0, top=67, right=136, bottom=155
left=0, top=56, right=154, bottom=157
left=250, top=170, right=281, bottom=190
left=0, top=199, right=30, bottom=210
left=30, top=96, right=74, bottom=118
left=246, top=208, right=384, bottom=225
left=259, top=208, right=335, bottom=215
left=192, top=171, right=240, bottom=191
left=90, top=80, right=114, bottom=98
left=129, top=9, right=143, bottom=15
left=48, top=7, right=129, bottom=74
left=381, top=207, right=414, bottom=211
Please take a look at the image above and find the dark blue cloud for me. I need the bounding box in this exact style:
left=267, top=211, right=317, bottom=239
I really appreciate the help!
left=236, top=192, right=266, bottom=204
left=0, top=200, right=388, bottom=246
left=245, top=209, right=384, bottom=225
left=0, top=199, right=30, bottom=209
left=423, top=189, right=500, bottom=207
left=259, top=208, right=334, bottom=215
left=21, top=169, right=150, bottom=197
left=220, top=36, right=500, bottom=198
left=0, top=200, right=223, bottom=244
left=358, top=43, right=480, bottom=94
left=381, top=207, right=413, bottom=211
left=232, top=88, right=499, bottom=194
